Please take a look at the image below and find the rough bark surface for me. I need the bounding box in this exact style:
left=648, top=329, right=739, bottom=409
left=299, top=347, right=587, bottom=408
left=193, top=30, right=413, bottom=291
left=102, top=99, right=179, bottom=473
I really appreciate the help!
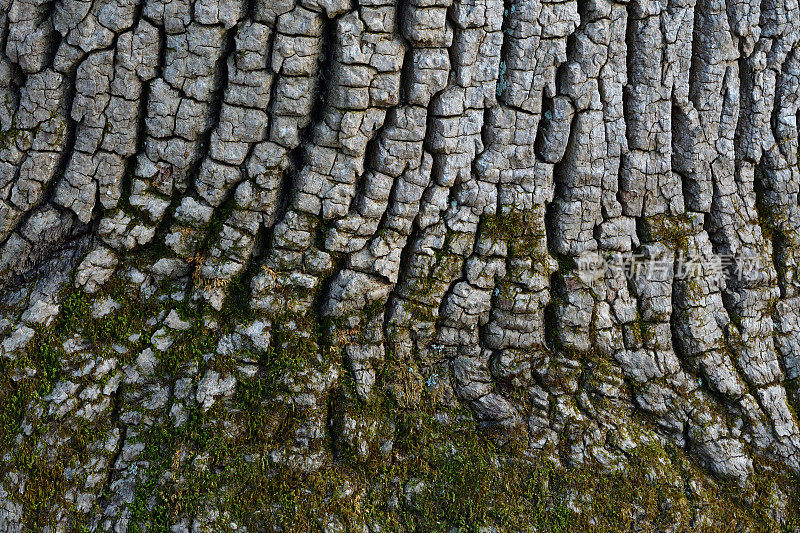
left=1, top=0, right=800, bottom=530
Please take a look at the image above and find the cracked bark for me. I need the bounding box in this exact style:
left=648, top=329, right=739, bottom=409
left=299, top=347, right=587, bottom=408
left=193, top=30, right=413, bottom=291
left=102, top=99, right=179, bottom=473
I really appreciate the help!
left=1, top=0, right=800, bottom=530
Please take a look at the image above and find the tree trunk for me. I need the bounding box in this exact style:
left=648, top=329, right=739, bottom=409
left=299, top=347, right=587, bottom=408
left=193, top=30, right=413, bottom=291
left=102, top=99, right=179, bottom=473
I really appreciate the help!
left=1, top=0, right=799, bottom=529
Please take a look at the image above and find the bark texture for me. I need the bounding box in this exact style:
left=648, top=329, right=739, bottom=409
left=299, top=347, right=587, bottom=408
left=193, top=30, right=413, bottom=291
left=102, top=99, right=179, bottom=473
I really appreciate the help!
left=0, top=0, right=800, bottom=530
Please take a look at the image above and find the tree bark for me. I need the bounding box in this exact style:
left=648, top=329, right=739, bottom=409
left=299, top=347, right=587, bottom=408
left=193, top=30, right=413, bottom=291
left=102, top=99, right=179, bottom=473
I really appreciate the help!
left=1, top=0, right=799, bottom=529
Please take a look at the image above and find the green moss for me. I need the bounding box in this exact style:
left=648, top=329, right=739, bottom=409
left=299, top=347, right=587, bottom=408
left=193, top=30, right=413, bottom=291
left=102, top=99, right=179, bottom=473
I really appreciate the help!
left=128, top=401, right=577, bottom=532
left=639, top=213, right=693, bottom=248
left=268, top=309, right=324, bottom=370
left=0, top=125, right=28, bottom=151
left=0, top=334, right=61, bottom=450
left=0, top=322, right=118, bottom=531
left=53, top=283, right=155, bottom=358
left=480, top=209, right=549, bottom=264
left=4, top=260, right=800, bottom=533
left=124, top=396, right=800, bottom=533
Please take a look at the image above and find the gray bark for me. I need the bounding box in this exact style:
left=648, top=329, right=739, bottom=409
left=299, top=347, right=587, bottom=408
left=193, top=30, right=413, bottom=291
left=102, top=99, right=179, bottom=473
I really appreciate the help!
left=0, top=0, right=799, bottom=529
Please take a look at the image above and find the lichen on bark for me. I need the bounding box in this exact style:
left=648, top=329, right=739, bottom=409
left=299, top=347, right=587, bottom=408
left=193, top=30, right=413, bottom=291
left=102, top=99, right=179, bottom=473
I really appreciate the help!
left=1, top=0, right=800, bottom=530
